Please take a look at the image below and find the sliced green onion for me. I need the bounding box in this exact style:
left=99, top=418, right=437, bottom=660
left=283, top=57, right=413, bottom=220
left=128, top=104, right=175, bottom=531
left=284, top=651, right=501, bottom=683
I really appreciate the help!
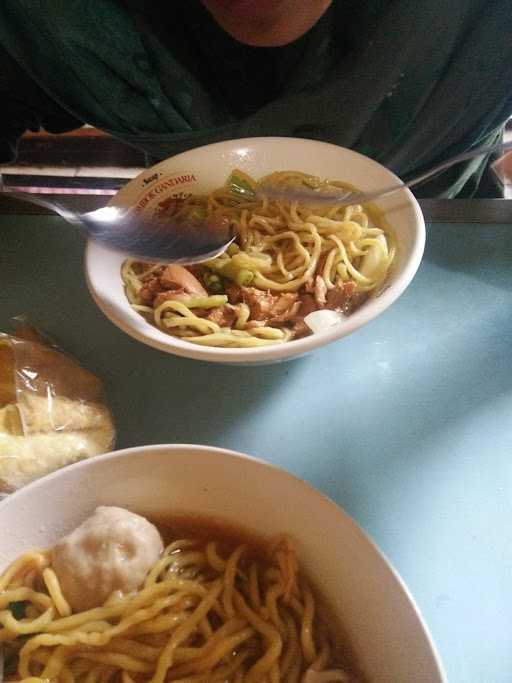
left=226, top=170, right=257, bottom=198
left=227, top=243, right=240, bottom=256
left=203, top=272, right=224, bottom=294
left=209, top=281, right=224, bottom=294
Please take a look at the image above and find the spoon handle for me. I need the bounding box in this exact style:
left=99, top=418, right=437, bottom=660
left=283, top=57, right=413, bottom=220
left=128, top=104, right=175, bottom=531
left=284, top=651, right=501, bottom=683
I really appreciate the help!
left=0, top=178, right=78, bottom=222
left=405, top=139, right=512, bottom=190
left=348, top=139, right=512, bottom=205
left=263, top=140, right=512, bottom=206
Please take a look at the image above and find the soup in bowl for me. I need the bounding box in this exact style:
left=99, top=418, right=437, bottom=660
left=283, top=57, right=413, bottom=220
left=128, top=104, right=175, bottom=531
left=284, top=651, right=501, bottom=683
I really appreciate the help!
left=0, top=444, right=445, bottom=682
left=85, top=137, right=425, bottom=364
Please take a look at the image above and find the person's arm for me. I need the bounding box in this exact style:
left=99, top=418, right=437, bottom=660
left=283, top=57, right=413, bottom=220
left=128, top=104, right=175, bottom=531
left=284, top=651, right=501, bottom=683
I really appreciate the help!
left=0, top=44, right=82, bottom=163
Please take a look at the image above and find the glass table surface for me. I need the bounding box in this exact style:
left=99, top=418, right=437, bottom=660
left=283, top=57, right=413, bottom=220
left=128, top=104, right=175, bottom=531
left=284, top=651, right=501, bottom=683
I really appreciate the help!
left=1, top=211, right=511, bottom=683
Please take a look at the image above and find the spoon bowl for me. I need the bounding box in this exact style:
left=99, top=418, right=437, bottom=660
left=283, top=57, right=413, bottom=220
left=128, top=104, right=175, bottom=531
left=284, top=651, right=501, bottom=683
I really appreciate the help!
left=0, top=185, right=234, bottom=264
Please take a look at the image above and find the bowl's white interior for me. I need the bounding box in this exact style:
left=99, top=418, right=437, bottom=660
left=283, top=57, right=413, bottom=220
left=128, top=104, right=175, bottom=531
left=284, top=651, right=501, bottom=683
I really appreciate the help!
left=85, top=137, right=425, bottom=363
left=0, top=445, right=444, bottom=683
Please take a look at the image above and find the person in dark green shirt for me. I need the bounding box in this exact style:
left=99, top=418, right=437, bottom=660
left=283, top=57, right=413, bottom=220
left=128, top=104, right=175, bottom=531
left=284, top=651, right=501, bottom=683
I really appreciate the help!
left=0, top=0, right=511, bottom=197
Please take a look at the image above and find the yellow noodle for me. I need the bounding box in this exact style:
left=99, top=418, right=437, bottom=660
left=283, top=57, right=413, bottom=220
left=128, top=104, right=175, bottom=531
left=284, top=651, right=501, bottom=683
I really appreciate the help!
left=233, top=303, right=251, bottom=330
left=41, top=643, right=68, bottom=679
left=1, top=531, right=354, bottom=682
left=122, top=170, right=395, bottom=348
left=265, top=582, right=286, bottom=634
left=252, top=222, right=322, bottom=291
left=43, top=567, right=71, bottom=617
left=169, top=624, right=254, bottom=676
left=248, top=563, right=262, bottom=612
left=145, top=540, right=199, bottom=586
left=205, top=542, right=226, bottom=572
left=162, top=316, right=219, bottom=334
left=151, top=581, right=223, bottom=683
left=0, top=606, right=54, bottom=635
left=247, top=327, right=286, bottom=340
left=222, top=545, right=246, bottom=618
left=0, top=586, right=52, bottom=611
left=129, top=610, right=189, bottom=635
left=233, top=591, right=282, bottom=681
left=0, top=552, right=48, bottom=591
left=198, top=616, right=213, bottom=641
left=328, top=233, right=373, bottom=285
left=77, top=651, right=153, bottom=673
left=301, top=585, right=317, bottom=664
left=183, top=333, right=283, bottom=347
left=280, top=609, right=302, bottom=680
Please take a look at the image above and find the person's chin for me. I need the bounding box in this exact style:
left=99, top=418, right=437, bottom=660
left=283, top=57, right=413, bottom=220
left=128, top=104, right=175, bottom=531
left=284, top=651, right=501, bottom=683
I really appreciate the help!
left=201, top=0, right=330, bottom=47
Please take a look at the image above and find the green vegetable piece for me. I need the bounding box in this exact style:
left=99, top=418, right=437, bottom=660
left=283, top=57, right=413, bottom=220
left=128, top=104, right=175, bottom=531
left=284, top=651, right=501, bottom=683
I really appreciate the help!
left=204, top=272, right=220, bottom=284
left=227, top=243, right=240, bottom=256
left=208, top=281, right=224, bottom=294
left=235, top=269, right=254, bottom=286
left=8, top=601, right=28, bottom=620
left=227, top=170, right=257, bottom=198
left=204, top=272, right=224, bottom=294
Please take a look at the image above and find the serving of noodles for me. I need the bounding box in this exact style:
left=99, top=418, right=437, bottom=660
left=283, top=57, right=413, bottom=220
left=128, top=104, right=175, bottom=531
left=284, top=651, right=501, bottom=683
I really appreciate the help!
left=122, top=170, right=395, bottom=348
left=0, top=513, right=356, bottom=682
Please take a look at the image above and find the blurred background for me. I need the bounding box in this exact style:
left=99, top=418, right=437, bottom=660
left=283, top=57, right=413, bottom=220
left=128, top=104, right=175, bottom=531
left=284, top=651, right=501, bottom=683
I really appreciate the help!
left=1, top=120, right=511, bottom=199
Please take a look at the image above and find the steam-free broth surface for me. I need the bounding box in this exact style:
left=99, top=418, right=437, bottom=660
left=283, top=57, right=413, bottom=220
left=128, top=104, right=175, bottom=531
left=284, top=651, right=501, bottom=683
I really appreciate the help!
left=155, top=513, right=364, bottom=681
left=0, top=508, right=365, bottom=681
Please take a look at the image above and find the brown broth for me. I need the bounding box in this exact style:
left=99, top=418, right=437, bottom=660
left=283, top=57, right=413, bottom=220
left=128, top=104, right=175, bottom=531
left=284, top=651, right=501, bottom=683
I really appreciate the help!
left=152, top=513, right=365, bottom=681
left=155, top=513, right=270, bottom=560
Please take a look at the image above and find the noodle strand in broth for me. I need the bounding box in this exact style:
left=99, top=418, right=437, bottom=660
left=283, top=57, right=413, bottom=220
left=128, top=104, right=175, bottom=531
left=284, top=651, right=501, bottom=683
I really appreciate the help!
left=0, top=529, right=358, bottom=682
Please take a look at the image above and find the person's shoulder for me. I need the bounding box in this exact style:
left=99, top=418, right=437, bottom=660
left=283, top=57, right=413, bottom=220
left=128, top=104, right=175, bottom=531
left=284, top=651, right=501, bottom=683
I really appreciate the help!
left=0, top=0, right=136, bottom=39
left=0, top=43, right=81, bottom=164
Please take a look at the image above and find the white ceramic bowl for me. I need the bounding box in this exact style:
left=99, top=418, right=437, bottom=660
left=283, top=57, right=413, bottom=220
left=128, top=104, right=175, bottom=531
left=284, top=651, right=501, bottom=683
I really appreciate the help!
left=85, top=137, right=425, bottom=364
left=0, top=444, right=445, bottom=683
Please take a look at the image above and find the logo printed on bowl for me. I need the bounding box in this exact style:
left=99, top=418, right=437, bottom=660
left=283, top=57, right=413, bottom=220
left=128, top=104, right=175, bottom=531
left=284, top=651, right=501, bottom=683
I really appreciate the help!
left=135, top=173, right=199, bottom=214
left=141, top=172, right=162, bottom=187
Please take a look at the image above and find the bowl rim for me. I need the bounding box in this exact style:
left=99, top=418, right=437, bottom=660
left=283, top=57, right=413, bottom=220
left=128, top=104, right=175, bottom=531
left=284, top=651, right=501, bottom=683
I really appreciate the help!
left=0, top=443, right=446, bottom=682
left=84, top=136, right=426, bottom=363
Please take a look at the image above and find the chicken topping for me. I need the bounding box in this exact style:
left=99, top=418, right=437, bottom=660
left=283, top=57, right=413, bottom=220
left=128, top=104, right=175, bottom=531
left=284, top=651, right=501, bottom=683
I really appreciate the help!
left=139, top=276, right=162, bottom=305
left=241, top=287, right=298, bottom=322
left=314, top=276, right=328, bottom=306
left=139, top=265, right=207, bottom=306
left=325, top=281, right=357, bottom=311
left=205, top=305, right=237, bottom=327
left=160, top=265, right=207, bottom=296
left=138, top=262, right=359, bottom=342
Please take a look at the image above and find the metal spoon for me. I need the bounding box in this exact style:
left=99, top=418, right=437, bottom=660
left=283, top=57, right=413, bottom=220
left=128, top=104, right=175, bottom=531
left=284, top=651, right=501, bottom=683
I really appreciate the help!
left=1, top=139, right=509, bottom=263
left=260, top=140, right=512, bottom=206
left=0, top=181, right=234, bottom=265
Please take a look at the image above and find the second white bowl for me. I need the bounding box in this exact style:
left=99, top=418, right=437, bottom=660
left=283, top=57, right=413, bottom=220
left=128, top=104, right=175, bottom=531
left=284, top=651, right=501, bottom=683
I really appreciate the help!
left=0, top=444, right=444, bottom=683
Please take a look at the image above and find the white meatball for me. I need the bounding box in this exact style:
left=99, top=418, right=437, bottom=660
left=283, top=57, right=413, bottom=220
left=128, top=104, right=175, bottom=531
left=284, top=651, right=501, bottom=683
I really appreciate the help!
left=51, top=506, right=164, bottom=612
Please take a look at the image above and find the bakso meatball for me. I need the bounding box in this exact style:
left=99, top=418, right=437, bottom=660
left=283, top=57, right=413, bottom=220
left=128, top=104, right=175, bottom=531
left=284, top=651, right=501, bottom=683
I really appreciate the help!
left=51, top=506, right=164, bottom=612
